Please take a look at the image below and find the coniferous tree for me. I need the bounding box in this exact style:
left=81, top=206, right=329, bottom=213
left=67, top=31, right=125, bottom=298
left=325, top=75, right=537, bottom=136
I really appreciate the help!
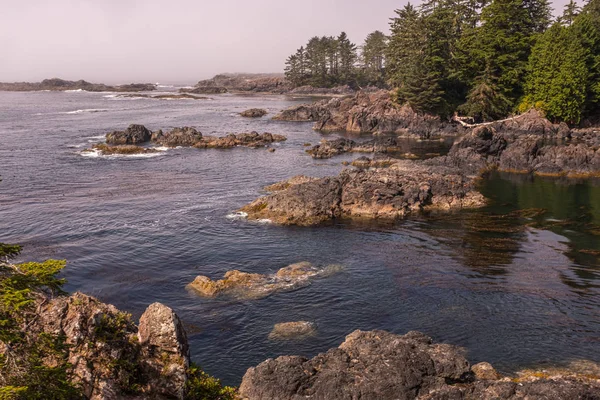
left=561, top=0, right=581, bottom=26
left=360, top=31, right=388, bottom=86
left=337, top=32, right=358, bottom=85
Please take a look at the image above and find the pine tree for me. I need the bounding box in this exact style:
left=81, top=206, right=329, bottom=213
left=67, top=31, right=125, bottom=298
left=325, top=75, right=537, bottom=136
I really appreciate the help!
left=561, top=0, right=581, bottom=26
left=524, top=23, right=588, bottom=123
left=337, top=32, right=358, bottom=85
left=360, top=31, right=388, bottom=86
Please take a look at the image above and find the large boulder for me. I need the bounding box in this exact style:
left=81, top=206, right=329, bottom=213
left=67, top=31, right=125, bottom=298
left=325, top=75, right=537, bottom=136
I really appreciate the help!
left=154, top=127, right=203, bottom=147
left=240, top=108, right=268, bottom=118
left=240, top=330, right=600, bottom=400
left=105, top=124, right=152, bottom=145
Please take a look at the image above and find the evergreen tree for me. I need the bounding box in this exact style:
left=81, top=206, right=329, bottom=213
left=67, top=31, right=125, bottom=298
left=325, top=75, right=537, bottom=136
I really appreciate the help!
left=561, top=0, right=581, bottom=26
left=524, top=23, right=588, bottom=123
left=360, top=31, right=388, bottom=86
left=337, top=32, right=358, bottom=85
left=460, top=66, right=513, bottom=121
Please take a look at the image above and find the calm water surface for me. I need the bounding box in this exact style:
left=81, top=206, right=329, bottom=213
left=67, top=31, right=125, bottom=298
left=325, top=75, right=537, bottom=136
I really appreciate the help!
left=0, top=90, right=599, bottom=385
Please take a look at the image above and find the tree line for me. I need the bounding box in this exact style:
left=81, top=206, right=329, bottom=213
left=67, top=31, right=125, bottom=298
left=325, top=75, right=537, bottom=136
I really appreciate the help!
left=284, top=0, right=600, bottom=124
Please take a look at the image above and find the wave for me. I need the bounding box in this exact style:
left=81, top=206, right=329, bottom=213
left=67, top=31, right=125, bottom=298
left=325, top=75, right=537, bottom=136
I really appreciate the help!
left=226, top=212, right=248, bottom=220
left=62, top=109, right=109, bottom=114
left=64, top=89, right=87, bottom=93
left=79, top=147, right=168, bottom=159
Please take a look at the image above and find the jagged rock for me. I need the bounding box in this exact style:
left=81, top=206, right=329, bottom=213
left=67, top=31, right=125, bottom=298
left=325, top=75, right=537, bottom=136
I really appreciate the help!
left=138, top=303, right=190, bottom=399
left=274, top=91, right=460, bottom=138
left=34, top=292, right=191, bottom=399
left=153, top=127, right=203, bottom=147
left=268, top=322, right=317, bottom=340
left=240, top=161, right=485, bottom=226
left=194, top=132, right=286, bottom=149
left=240, top=330, right=600, bottom=400
left=472, top=362, right=502, bottom=380
left=351, top=155, right=396, bottom=169
left=106, top=124, right=152, bottom=145
left=187, top=262, right=342, bottom=300
left=264, top=175, right=318, bottom=192
left=240, top=108, right=268, bottom=118
left=307, top=136, right=421, bottom=159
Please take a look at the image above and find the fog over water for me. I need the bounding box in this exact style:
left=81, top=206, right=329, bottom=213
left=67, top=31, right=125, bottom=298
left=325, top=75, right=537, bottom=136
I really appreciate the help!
left=1, top=0, right=573, bottom=84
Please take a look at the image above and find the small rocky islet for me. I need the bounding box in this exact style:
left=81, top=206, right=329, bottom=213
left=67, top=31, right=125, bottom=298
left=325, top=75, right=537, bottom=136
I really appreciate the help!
left=83, top=124, right=286, bottom=155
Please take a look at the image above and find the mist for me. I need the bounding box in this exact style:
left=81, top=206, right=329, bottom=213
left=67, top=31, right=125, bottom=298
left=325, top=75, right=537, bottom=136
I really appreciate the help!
left=0, top=0, right=572, bottom=85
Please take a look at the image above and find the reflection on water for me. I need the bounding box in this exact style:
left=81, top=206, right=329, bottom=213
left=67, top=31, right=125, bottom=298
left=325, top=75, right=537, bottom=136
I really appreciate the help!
left=1, top=92, right=599, bottom=385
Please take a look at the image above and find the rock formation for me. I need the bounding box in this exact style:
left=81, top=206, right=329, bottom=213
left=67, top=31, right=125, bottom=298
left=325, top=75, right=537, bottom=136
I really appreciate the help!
left=105, top=124, right=152, bottom=145
left=181, top=73, right=292, bottom=94
left=240, top=160, right=485, bottom=226
left=36, top=292, right=190, bottom=399
left=268, top=321, right=317, bottom=340
left=240, top=330, right=600, bottom=400
left=84, top=143, right=159, bottom=156
left=0, top=78, right=156, bottom=92
left=273, top=91, right=460, bottom=138
left=240, top=108, right=268, bottom=118
left=187, top=262, right=342, bottom=300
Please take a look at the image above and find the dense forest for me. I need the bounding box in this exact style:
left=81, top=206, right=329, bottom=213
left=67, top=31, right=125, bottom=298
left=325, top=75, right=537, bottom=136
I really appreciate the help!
left=284, top=0, right=600, bottom=124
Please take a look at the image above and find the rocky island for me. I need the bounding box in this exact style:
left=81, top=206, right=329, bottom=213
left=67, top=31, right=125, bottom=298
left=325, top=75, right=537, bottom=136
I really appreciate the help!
left=0, top=78, right=156, bottom=92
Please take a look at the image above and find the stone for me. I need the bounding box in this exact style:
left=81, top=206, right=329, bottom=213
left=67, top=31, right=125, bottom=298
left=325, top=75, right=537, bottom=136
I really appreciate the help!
left=472, top=362, right=502, bottom=380
left=268, top=322, right=317, bottom=340
left=241, top=108, right=268, bottom=118
left=187, top=262, right=342, bottom=300
left=105, top=124, right=152, bottom=145
left=153, top=126, right=203, bottom=147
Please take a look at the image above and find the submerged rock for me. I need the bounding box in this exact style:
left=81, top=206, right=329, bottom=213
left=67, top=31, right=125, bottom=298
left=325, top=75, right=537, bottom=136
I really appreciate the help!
left=268, top=321, right=317, bottom=340
left=240, top=108, right=268, bottom=118
left=240, top=330, right=600, bottom=400
left=84, top=143, right=158, bottom=155
left=187, top=262, right=342, bottom=300
left=105, top=124, right=152, bottom=145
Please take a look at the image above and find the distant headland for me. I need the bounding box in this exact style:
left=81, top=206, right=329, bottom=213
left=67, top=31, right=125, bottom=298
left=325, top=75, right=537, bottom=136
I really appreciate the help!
left=0, top=78, right=156, bottom=92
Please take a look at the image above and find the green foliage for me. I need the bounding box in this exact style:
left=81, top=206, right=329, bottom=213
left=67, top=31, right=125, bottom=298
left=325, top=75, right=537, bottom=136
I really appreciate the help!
left=0, top=243, right=81, bottom=399
left=460, top=72, right=513, bottom=121
left=186, top=363, right=238, bottom=400
left=359, top=31, right=388, bottom=86
left=525, top=22, right=589, bottom=123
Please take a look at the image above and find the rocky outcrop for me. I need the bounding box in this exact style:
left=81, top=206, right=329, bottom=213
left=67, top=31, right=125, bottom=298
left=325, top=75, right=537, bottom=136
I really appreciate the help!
left=240, top=160, right=485, bottom=226
left=194, top=132, right=286, bottom=149
left=240, top=330, right=600, bottom=400
left=0, top=78, right=156, bottom=92
left=181, top=73, right=292, bottom=94
left=268, top=321, right=317, bottom=340
left=288, top=85, right=356, bottom=96
left=240, top=108, right=268, bottom=118
left=105, top=124, right=152, bottom=145
left=307, top=136, right=426, bottom=159
left=153, top=127, right=203, bottom=147
left=36, top=292, right=190, bottom=399
left=450, top=113, right=600, bottom=177
left=187, top=262, right=342, bottom=300
left=83, top=143, right=159, bottom=156
left=274, top=91, right=459, bottom=138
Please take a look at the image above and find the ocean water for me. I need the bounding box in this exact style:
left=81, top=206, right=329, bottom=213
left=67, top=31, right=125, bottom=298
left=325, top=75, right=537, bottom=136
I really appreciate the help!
left=0, top=89, right=599, bottom=385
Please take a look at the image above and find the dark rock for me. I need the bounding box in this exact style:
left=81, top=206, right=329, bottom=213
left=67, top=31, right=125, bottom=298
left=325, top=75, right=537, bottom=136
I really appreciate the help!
left=181, top=73, right=292, bottom=94
left=195, top=132, right=286, bottom=149
left=0, top=78, right=156, bottom=92
left=105, top=124, right=152, bottom=145
left=240, top=330, right=600, bottom=400
left=241, top=108, right=268, bottom=118
left=153, top=127, right=203, bottom=147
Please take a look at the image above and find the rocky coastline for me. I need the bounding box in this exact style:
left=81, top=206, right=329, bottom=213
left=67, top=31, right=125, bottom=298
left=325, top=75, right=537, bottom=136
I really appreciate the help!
left=240, top=96, right=600, bottom=226
left=0, top=78, right=156, bottom=92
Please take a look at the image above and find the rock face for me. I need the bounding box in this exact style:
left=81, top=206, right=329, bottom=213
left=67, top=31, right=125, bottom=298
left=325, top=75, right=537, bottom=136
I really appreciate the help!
left=138, top=303, right=190, bottom=399
left=240, top=160, right=485, bottom=226
left=194, top=132, right=286, bottom=149
left=187, top=262, right=342, bottom=300
left=240, top=330, right=600, bottom=400
left=36, top=292, right=190, bottom=399
left=0, top=78, right=156, bottom=92
left=240, top=108, right=268, bottom=118
left=451, top=112, right=600, bottom=177
left=268, top=321, right=317, bottom=340
left=307, top=136, right=427, bottom=159
left=154, top=126, right=203, bottom=147
left=106, top=124, right=152, bottom=145
left=273, top=91, right=459, bottom=138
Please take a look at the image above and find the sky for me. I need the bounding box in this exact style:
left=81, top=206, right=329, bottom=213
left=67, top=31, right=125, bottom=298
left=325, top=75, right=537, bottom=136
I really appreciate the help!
left=0, top=0, right=572, bottom=85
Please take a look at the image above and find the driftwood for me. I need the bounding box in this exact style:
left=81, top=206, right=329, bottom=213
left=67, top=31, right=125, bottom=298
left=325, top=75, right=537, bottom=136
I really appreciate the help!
left=452, top=112, right=531, bottom=128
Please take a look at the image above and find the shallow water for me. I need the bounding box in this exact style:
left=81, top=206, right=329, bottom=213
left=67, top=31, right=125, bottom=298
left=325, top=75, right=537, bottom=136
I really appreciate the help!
left=0, top=90, right=599, bottom=385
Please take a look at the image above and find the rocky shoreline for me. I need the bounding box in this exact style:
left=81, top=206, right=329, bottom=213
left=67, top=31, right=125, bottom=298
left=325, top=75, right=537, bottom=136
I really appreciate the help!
left=239, top=97, right=600, bottom=226
left=0, top=78, right=156, bottom=92
left=23, top=292, right=600, bottom=399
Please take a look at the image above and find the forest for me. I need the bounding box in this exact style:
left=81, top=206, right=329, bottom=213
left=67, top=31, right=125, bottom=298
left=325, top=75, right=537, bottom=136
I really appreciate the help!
left=284, top=0, right=600, bottom=124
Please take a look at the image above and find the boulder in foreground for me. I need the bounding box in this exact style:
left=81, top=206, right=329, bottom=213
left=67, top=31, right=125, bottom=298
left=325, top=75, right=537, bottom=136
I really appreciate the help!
left=240, top=330, right=600, bottom=400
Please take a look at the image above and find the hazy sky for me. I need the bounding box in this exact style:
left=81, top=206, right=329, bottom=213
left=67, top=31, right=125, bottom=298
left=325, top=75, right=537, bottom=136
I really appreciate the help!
left=1, top=0, right=571, bottom=84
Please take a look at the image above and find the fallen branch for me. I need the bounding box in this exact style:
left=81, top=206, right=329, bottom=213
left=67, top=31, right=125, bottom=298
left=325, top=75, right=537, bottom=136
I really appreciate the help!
left=452, top=112, right=531, bottom=128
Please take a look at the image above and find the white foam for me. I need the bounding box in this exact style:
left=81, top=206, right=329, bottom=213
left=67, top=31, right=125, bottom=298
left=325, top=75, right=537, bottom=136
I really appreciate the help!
left=256, top=219, right=272, bottom=224
left=79, top=149, right=166, bottom=159
left=64, top=89, right=86, bottom=93
left=226, top=212, right=248, bottom=220
left=62, top=109, right=108, bottom=114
